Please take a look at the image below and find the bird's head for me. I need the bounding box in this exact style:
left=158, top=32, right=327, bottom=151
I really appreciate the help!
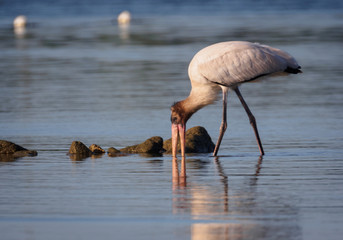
left=170, top=105, right=183, bottom=125
left=170, top=102, right=187, bottom=157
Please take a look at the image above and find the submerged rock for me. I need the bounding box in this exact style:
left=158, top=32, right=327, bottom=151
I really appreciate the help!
left=107, top=147, right=120, bottom=154
left=163, top=126, right=215, bottom=153
left=89, top=144, right=105, bottom=155
left=0, top=140, right=38, bottom=160
left=68, top=141, right=92, bottom=157
left=120, top=136, right=163, bottom=154
left=107, top=147, right=125, bottom=157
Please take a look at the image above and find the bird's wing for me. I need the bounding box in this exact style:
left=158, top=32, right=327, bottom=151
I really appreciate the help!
left=191, top=41, right=298, bottom=87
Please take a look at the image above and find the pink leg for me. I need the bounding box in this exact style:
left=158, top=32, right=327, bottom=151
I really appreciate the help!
left=213, top=88, right=228, bottom=156
left=234, top=88, right=264, bottom=155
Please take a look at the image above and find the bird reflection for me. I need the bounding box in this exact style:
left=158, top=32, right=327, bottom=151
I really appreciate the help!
left=213, top=157, right=229, bottom=212
left=117, top=11, right=131, bottom=40
left=250, top=155, right=263, bottom=186
left=172, top=157, right=187, bottom=188
left=172, top=155, right=268, bottom=240
left=13, top=15, right=27, bottom=38
left=172, top=157, right=188, bottom=214
left=119, top=24, right=130, bottom=40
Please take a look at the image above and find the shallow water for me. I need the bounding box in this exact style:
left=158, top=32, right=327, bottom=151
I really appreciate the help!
left=1, top=3, right=343, bottom=240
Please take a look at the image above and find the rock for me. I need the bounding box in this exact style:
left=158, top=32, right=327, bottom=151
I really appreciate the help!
left=1, top=140, right=27, bottom=154
left=107, top=147, right=123, bottom=157
left=107, top=147, right=120, bottom=154
left=107, top=147, right=120, bottom=155
left=107, top=147, right=127, bottom=157
left=119, top=145, right=136, bottom=153
left=0, top=140, right=38, bottom=159
left=163, top=126, right=215, bottom=153
left=13, top=150, right=38, bottom=158
left=0, top=155, right=16, bottom=162
left=120, top=136, right=164, bottom=154
left=68, top=141, right=92, bottom=156
left=89, top=144, right=105, bottom=155
left=135, top=136, right=164, bottom=153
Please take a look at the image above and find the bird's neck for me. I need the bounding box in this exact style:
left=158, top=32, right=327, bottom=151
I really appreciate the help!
left=177, top=85, right=220, bottom=123
left=176, top=97, right=203, bottom=123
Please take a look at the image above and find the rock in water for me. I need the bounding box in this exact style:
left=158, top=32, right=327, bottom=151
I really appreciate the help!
left=163, top=126, right=215, bottom=153
left=1, top=140, right=26, bottom=154
left=107, top=147, right=122, bottom=157
left=89, top=144, right=105, bottom=155
left=135, top=136, right=164, bottom=153
left=120, top=136, right=163, bottom=154
left=0, top=140, right=38, bottom=158
left=108, top=147, right=120, bottom=154
left=68, top=141, right=92, bottom=156
left=107, top=147, right=129, bottom=157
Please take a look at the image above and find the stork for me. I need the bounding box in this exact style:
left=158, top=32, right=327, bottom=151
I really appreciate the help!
left=171, top=41, right=302, bottom=157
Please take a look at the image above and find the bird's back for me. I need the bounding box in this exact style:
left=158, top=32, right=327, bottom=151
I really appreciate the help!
left=188, top=41, right=301, bottom=87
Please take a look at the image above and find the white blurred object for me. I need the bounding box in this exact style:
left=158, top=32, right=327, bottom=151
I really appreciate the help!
left=117, top=11, right=131, bottom=25
left=13, top=15, right=27, bottom=28
left=13, top=15, right=27, bottom=38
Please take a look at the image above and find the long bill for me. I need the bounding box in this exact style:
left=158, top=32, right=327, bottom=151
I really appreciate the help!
left=171, top=123, right=186, bottom=157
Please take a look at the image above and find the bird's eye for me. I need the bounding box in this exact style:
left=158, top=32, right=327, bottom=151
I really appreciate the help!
left=171, top=115, right=178, bottom=123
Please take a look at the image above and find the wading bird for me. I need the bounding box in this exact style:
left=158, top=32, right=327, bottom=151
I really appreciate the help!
left=117, top=11, right=131, bottom=25
left=13, top=15, right=27, bottom=37
left=171, top=41, right=301, bottom=157
left=13, top=15, right=27, bottom=28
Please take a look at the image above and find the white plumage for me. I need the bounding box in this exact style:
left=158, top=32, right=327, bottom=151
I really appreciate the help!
left=13, top=15, right=27, bottom=28
left=117, top=11, right=131, bottom=25
left=13, top=15, right=27, bottom=37
left=171, top=41, right=301, bottom=157
left=189, top=41, right=299, bottom=87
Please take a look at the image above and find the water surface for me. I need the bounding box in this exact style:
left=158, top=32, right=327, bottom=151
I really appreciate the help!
left=0, top=2, right=343, bottom=239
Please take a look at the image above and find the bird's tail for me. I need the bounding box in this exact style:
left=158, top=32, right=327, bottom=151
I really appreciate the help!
left=285, top=66, right=302, bottom=74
